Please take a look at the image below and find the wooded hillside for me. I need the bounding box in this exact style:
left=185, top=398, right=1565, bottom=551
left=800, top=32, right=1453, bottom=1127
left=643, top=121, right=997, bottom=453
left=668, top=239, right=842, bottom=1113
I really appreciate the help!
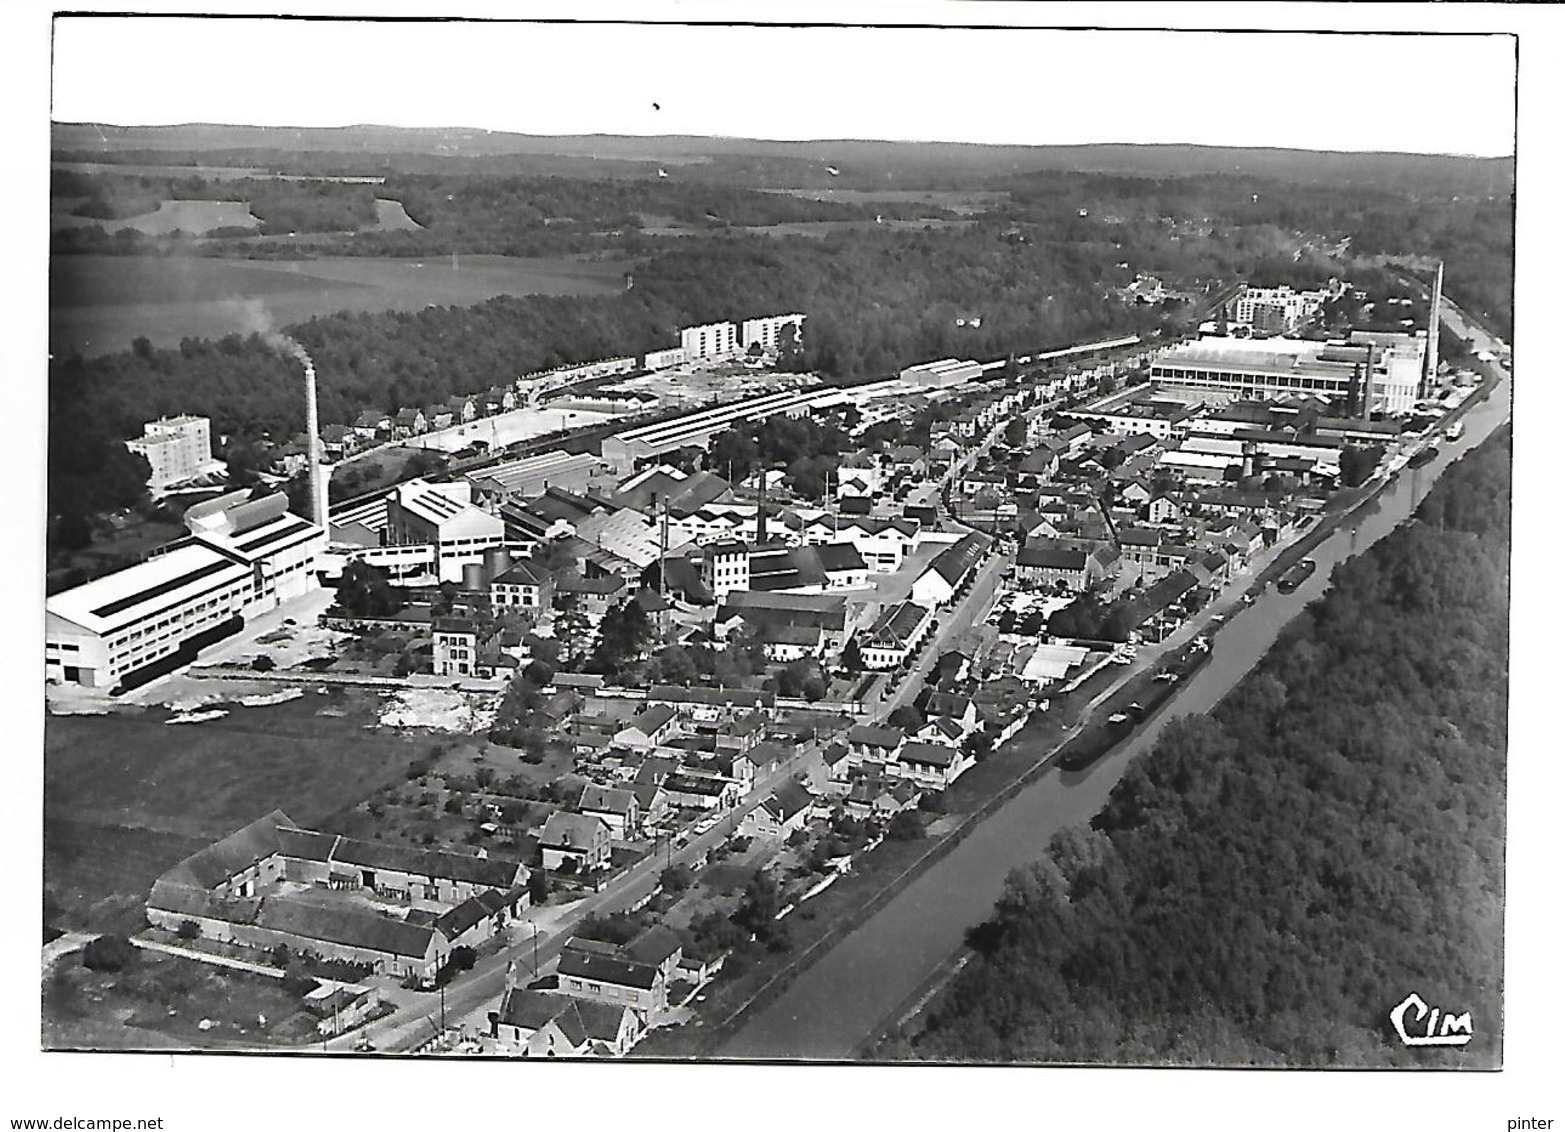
left=906, top=428, right=1509, bottom=1066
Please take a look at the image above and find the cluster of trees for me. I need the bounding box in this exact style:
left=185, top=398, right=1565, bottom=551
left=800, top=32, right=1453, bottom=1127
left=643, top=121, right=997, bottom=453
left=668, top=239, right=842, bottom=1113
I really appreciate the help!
left=1046, top=591, right=1137, bottom=643
left=708, top=413, right=853, bottom=498
left=1339, top=444, right=1386, bottom=489
left=770, top=657, right=828, bottom=701
left=488, top=638, right=564, bottom=752
left=331, top=562, right=405, bottom=618
left=47, top=362, right=153, bottom=553
left=909, top=428, right=1509, bottom=1066
left=583, top=599, right=652, bottom=678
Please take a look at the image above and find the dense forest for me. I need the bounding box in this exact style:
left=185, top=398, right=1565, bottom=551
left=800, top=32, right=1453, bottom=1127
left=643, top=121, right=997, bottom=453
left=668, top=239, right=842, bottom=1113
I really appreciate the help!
left=904, top=428, right=1509, bottom=1066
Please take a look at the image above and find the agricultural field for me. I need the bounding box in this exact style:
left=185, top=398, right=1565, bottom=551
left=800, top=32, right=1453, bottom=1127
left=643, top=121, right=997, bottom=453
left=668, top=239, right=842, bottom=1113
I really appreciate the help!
left=761, top=187, right=1010, bottom=216
left=638, top=218, right=972, bottom=239
left=49, top=252, right=632, bottom=357
left=373, top=197, right=423, bottom=230
left=43, top=690, right=426, bottom=932
left=51, top=198, right=262, bottom=235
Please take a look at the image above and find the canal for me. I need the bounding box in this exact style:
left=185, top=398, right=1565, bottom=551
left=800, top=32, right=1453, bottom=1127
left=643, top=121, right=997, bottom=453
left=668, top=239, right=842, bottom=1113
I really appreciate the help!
left=719, top=334, right=1512, bottom=1061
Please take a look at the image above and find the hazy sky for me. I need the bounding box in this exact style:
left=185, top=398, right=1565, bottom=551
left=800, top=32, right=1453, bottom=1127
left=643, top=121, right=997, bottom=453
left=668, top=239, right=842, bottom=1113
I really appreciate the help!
left=50, top=13, right=1517, bottom=157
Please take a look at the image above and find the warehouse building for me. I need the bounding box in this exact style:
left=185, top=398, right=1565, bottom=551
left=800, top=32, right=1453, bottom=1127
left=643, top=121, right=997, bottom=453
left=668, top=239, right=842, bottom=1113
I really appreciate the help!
left=385, top=479, right=506, bottom=584
left=1149, top=332, right=1425, bottom=415
left=467, top=451, right=617, bottom=503
left=899, top=358, right=984, bottom=389
left=45, top=492, right=325, bottom=690
left=599, top=387, right=842, bottom=473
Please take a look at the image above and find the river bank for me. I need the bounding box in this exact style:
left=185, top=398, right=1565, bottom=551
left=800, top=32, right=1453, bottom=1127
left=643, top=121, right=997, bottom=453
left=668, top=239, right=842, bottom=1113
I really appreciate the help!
left=637, top=472, right=1380, bottom=1059
left=853, top=358, right=1513, bottom=1061
left=702, top=325, right=1512, bottom=1059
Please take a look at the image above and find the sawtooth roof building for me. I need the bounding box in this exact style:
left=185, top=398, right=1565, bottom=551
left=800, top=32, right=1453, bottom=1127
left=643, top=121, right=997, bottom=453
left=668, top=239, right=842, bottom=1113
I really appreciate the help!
left=45, top=491, right=326, bottom=690
left=1148, top=331, right=1426, bottom=415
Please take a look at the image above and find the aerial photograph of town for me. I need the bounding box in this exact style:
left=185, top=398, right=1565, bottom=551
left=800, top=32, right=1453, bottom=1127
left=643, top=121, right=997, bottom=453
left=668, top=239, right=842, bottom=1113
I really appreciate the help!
left=15, top=5, right=1554, bottom=1130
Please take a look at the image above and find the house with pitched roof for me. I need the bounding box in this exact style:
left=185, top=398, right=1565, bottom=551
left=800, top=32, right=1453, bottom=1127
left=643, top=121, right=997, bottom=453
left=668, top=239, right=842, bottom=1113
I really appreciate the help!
left=820, top=742, right=853, bottom=795
left=911, top=532, right=991, bottom=607
left=557, top=937, right=670, bottom=1017
left=538, top=812, right=612, bottom=873
left=844, top=774, right=921, bottom=820
left=490, top=560, right=554, bottom=613
left=815, top=541, right=869, bottom=590
left=892, top=741, right=974, bottom=790
left=845, top=724, right=906, bottom=767
left=577, top=783, right=641, bottom=839
left=624, top=925, right=685, bottom=985
left=393, top=407, right=427, bottom=438
left=144, top=811, right=529, bottom=986
left=606, top=702, right=671, bottom=748
left=860, top=601, right=935, bottom=670
left=742, top=779, right=816, bottom=839
left=492, top=980, right=643, bottom=1057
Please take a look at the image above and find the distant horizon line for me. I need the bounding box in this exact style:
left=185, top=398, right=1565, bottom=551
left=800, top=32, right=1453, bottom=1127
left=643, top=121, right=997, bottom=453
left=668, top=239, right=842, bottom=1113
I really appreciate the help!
left=50, top=122, right=1514, bottom=162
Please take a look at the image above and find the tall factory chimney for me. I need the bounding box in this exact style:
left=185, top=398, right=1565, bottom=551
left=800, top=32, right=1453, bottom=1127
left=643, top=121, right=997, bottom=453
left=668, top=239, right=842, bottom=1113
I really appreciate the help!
left=1362, top=342, right=1375, bottom=422
left=755, top=466, right=770, bottom=545
left=302, top=354, right=328, bottom=530
left=1424, top=260, right=1444, bottom=398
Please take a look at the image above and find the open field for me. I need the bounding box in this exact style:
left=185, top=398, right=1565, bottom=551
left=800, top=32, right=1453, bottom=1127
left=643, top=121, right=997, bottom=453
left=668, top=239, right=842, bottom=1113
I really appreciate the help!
left=640, top=219, right=973, bottom=239
left=53, top=160, right=270, bottom=180
left=44, top=946, right=322, bottom=1052
left=409, top=402, right=628, bottom=453
left=761, top=188, right=1009, bottom=216
left=373, top=197, right=423, bottom=230
left=52, top=199, right=262, bottom=235
left=49, top=253, right=632, bottom=357
left=43, top=691, right=426, bottom=931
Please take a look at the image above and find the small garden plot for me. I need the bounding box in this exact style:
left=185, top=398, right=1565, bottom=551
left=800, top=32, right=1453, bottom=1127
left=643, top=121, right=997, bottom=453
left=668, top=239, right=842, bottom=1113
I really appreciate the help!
left=53, top=946, right=315, bottom=1049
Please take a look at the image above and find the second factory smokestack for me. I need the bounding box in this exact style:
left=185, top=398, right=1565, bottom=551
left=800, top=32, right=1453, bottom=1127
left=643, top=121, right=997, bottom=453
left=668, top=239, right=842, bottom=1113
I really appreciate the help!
left=302, top=355, right=329, bottom=531
left=1424, top=260, right=1444, bottom=399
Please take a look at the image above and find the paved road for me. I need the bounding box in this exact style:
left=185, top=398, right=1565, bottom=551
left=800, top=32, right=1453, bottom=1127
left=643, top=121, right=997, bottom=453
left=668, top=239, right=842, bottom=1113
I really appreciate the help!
left=882, top=551, right=1010, bottom=717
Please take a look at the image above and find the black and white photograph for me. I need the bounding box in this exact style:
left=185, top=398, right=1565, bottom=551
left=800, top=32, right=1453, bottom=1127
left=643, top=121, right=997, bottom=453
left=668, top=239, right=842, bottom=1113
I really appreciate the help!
left=8, top=1, right=1558, bottom=1128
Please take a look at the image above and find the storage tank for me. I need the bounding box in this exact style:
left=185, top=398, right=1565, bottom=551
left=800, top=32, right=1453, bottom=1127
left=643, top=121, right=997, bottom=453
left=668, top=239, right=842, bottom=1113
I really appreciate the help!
left=462, top=562, right=486, bottom=592
left=484, top=546, right=512, bottom=579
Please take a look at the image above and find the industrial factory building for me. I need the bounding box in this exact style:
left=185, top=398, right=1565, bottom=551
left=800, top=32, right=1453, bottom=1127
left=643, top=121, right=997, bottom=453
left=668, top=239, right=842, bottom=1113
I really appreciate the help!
left=384, top=479, right=506, bottom=584
left=45, top=492, right=326, bottom=690
left=467, top=451, right=617, bottom=503
left=899, top=358, right=984, bottom=389
left=1148, top=331, right=1427, bottom=416
left=599, top=387, right=847, bottom=473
